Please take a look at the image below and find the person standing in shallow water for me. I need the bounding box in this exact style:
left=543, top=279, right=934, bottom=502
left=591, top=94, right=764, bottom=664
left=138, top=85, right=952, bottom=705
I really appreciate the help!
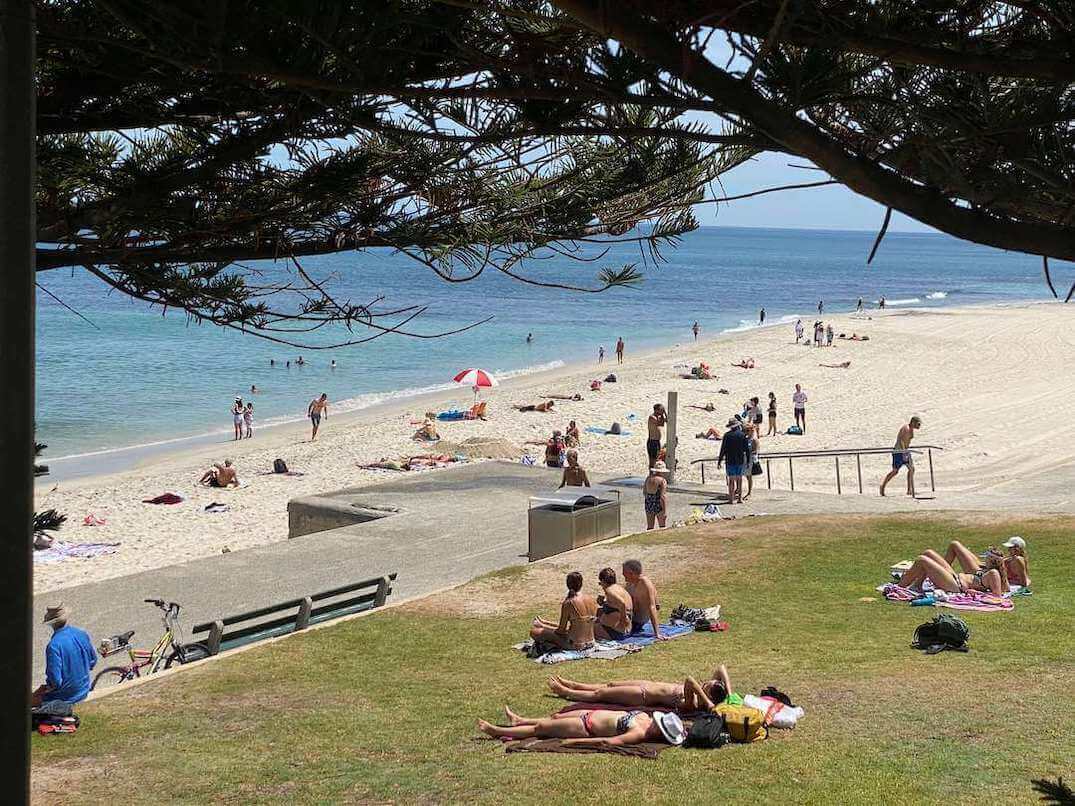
left=615, top=337, right=625, bottom=364
left=818, top=299, right=824, bottom=315
left=759, top=307, right=766, bottom=325
left=692, top=321, right=699, bottom=341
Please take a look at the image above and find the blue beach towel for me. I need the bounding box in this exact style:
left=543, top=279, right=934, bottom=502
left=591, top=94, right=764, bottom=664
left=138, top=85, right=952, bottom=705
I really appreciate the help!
left=585, top=426, right=632, bottom=436
left=437, top=410, right=466, bottom=421
left=618, top=622, right=695, bottom=646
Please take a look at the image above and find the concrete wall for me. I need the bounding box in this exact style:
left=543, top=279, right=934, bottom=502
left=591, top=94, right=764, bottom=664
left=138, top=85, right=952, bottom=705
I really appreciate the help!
left=287, top=496, right=396, bottom=538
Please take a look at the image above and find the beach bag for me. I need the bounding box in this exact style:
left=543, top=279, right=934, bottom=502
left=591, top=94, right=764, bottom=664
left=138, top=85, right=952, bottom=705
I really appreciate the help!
left=604, top=373, right=617, bottom=383
left=786, top=425, right=803, bottom=435
left=712, top=703, right=767, bottom=743
left=684, top=713, right=729, bottom=749
left=272, top=458, right=288, bottom=474
left=751, top=461, right=763, bottom=476
left=912, top=614, right=970, bottom=654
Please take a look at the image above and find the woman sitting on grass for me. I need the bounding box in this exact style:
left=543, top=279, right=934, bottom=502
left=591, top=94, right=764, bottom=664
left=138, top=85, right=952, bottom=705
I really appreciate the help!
left=898, top=545, right=1010, bottom=596
left=529, top=572, right=597, bottom=651
left=547, top=664, right=733, bottom=714
left=478, top=706, right=685, bottom=748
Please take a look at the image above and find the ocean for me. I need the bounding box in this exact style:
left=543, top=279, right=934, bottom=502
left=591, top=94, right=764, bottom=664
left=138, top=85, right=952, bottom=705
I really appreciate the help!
left=36, top=226, right=1050, bottom=459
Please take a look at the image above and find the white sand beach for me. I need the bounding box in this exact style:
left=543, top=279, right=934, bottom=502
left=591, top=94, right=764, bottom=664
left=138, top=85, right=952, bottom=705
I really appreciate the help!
left=34, top=302, right=1075, bottom=593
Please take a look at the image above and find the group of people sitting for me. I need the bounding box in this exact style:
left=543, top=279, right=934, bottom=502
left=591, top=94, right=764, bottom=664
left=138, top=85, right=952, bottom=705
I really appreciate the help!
left=898, top=537, right=1030, bottom=595
left=529, top=560, right=665, bottom=650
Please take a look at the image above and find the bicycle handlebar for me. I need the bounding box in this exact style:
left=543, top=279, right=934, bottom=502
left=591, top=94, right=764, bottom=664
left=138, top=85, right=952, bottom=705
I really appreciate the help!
left=144, top=598, right=180, bottom=614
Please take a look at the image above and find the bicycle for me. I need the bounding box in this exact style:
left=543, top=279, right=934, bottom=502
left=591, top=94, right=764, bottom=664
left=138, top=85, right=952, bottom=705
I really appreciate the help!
left=91, top=599, right=210, bottom=690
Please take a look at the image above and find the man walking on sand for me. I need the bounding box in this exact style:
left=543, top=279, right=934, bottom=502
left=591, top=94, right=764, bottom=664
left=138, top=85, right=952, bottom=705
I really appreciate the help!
left=647, top=403, right=667, bottom=468
left=880, top=416, right=922, bottom=497
left=616, top=337, right=625, bottom=364
left=308, top=392, right=329, bottom=441
left=792, top=384, right=807, bottom=432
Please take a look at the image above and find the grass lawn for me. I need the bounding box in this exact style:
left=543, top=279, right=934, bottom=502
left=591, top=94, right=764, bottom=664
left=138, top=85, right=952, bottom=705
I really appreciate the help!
left=31, top=514, right=1075, bottom=804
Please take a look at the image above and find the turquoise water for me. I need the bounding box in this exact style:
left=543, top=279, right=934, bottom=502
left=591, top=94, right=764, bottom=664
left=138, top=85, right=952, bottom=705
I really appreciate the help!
left=35, top=226, right=1049, bottom=458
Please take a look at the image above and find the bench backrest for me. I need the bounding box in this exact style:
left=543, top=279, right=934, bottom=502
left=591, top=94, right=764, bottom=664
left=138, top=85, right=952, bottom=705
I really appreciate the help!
left=191, top=573, right=396, bottom=655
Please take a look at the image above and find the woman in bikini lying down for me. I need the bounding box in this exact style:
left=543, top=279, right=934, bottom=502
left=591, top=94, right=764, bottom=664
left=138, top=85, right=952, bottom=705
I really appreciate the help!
left=731, top=358, right=756, bottom=369
left=547, top=664, right=733, bottom=714
left=898, top=546, right=1009, bottom=595
left=514, top=400, right=555, bottom=412
left=478, top=706, right=685, bottom=747
left=909, top=538, right=1030, bottom=588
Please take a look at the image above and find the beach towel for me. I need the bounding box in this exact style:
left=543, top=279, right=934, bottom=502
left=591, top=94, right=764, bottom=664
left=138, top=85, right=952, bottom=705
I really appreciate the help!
left=513, top=639, right=642, bottom=664
left=584, top=426, right=631, bottom=436
left=879, top=584, right=919, bottom=602
left=619, top=622, right=695, bottom=646
left=143, top=492, right=185, bottom=505
left=935, top=592, right=1014, bottom=612
left=436, top=410, right=466, bottom=421
left=33, top=541, right=120, bottom=565
left=502, top=737, right=668, bottom=759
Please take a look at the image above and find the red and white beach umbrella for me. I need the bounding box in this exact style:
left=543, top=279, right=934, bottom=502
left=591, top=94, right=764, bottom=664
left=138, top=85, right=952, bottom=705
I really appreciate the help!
left=453, top=367, right=498, bottom=396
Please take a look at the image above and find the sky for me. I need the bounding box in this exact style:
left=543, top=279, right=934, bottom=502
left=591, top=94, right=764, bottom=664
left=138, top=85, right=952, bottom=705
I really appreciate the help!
left=697, top=152, right=933, bottom=233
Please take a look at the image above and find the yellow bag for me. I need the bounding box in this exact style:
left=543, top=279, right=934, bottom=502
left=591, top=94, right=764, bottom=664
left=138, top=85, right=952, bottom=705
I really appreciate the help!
left=712, top=703, right=768, bottom=743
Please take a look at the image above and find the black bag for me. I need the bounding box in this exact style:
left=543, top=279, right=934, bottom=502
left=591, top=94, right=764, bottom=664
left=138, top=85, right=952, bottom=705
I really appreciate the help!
left=272, top=458, right=288, bottom=474
left=751, top=461, right=763, bottom=476
left=604, top=373, right=617, bottom=383
left=684, top=713, right=729, bottom=749
left=912, top=614, right=970, bottom=654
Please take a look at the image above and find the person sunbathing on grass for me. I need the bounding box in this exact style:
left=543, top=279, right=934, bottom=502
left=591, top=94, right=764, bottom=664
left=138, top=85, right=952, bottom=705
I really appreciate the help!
left=547, top=664, right=733, bottom=714
left=898, top=547, right=1009, bottom=596
left=478, top=706, right=685, bottom=748
left=914, top=538, right=1030, bottom=588
left=514, top=400, right=555, bottom=412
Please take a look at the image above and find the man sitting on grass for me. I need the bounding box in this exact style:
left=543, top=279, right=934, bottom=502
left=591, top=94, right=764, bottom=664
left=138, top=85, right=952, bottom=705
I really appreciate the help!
left=622, top=559, right=664, bottom=640
left=33, top=604, right=96, bottom=707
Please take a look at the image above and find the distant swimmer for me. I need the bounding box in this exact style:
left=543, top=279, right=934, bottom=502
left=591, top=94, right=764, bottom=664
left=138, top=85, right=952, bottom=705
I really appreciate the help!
left=817, top=299, right=824, bottom=315
left=526, top=333, right=533, bottom=344
left=286, top=360, right=290, bottom=369
left=880, top=416, right=922, bottom=497
left=598, top=345, right=605, bottom=363
left=692, top=321, right=699, bottom=341
left=269, top=359, right=275, bottom=367
left=296, top=355, right=305, bottom=366
left=759, top=308, right=765, bottom=325
left=331, top=360, right=336, bottom=370
left=308, top=393, right=329, bottom=441
left=250, top=384, right=259, bottom=394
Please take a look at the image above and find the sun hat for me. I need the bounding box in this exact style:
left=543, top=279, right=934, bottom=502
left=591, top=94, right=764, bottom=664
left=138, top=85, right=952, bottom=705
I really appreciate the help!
left=654, top=711, right=686, bottom=745
left=1002, top=536, right=1026, bottom=549
left=652, top=460, right=667, bottom=472
left=726, top=418, right=739, bottom=428
left=43, top=603, right=70, bottom=625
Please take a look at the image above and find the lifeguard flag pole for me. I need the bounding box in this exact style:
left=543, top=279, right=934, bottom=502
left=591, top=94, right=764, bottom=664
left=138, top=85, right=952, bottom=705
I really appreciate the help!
left=0, top=0, right=36, bottom=801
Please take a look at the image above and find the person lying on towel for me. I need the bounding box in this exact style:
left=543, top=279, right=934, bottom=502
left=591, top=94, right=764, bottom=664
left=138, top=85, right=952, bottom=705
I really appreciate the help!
left=478, top=705, right=685, bottom=748
left=897, top=546, right=1010, bottom=596
left=199, top=460, right=239, bottom=488
left=547, top=664, right=734, bottom=714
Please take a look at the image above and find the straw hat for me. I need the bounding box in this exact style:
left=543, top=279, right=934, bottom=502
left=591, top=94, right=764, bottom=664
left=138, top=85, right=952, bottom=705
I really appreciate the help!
left=43, top=603, right=70, bottom=625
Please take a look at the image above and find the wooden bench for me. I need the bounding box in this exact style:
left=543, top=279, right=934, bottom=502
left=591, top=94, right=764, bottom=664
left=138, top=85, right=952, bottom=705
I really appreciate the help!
left=191, top=573, right=397, bottom=656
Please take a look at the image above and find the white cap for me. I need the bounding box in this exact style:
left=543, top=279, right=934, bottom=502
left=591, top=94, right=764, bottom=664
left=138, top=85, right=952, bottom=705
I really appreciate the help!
left=1002, top=536, right=1026, bottom=549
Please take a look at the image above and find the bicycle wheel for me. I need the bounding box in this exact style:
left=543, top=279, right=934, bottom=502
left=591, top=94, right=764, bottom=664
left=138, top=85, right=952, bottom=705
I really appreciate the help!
left=164, top=642, right=210, bottom=668
left=91, top=666, right=132, bottom=691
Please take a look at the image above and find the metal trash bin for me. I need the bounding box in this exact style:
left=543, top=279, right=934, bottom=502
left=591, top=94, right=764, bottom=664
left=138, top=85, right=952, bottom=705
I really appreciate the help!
left=527, top=486, right=622, bottom=562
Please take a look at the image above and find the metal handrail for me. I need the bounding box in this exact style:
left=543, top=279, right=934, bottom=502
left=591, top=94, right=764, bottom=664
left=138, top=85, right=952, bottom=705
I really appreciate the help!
left=691, top=445, right=944, bottom=495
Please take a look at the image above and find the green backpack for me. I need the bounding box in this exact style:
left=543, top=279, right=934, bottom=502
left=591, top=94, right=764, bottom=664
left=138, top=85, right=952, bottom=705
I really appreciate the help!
left=912, top=614, right=970, bottom=654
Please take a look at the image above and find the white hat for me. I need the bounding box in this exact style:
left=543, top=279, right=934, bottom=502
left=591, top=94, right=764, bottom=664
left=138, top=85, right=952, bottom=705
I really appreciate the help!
left=653, top=711, right=686, bottom=745
left=1002, top=536, right=1026, bottom=549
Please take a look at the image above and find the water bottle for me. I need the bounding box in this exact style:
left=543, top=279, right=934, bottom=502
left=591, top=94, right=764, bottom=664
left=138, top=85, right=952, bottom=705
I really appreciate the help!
left=910, top=595, right=936, bottom=607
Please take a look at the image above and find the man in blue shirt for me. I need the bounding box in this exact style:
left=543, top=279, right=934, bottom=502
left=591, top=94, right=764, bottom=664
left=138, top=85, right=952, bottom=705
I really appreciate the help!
left=38, top=603, right=97, bottom=705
